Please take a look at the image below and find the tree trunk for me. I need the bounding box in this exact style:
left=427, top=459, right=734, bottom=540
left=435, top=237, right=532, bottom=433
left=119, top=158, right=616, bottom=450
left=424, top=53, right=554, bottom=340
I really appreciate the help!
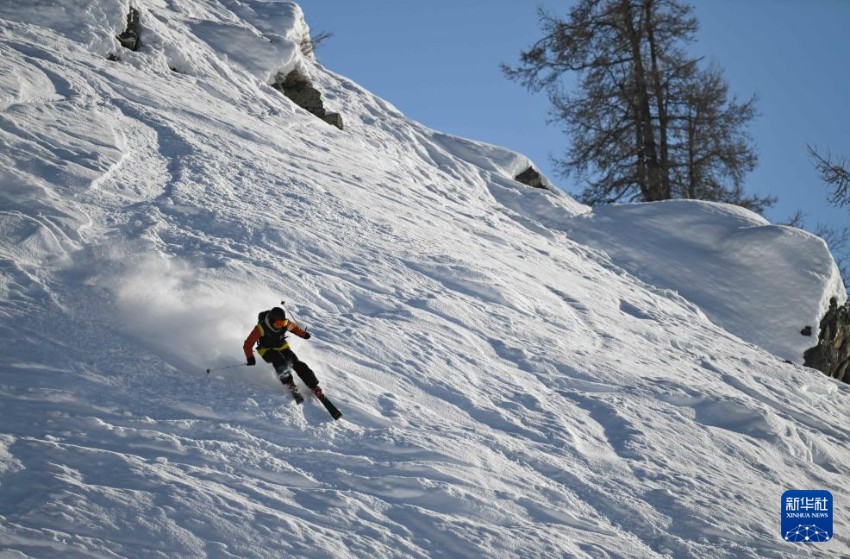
left=623, top=0, right=664, bottom=201
left=644, top=0, right=672, bottom=200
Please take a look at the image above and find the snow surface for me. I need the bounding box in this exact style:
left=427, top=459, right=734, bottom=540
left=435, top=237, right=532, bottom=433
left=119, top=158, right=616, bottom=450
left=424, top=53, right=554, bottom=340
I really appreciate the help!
left=568, top=200, right=844, bottom=364
left=0, top=1, right=848, bottom=558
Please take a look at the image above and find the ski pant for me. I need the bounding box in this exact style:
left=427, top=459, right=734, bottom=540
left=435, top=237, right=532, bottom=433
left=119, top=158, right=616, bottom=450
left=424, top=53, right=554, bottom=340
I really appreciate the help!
left=260, top=347, right=319, bottom=389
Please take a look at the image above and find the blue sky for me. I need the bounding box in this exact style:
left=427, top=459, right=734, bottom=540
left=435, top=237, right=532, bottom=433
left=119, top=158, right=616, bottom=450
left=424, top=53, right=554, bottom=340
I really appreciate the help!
left=296, top=0, right=849, bottom=233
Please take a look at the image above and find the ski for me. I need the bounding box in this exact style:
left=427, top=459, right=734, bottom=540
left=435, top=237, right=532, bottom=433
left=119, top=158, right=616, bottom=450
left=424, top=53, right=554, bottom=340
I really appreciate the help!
left=285, top=382, right=305, bottom=404
left=315, top=391, right=342, bottom=420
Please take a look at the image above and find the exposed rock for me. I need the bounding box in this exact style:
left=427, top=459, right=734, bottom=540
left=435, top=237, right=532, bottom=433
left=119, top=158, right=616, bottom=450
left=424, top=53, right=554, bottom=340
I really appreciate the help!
left=117, top=8, right=141, bottom=51
left=804, top=297, right=850, bottom=383
left=515, top=166, right=547, bottom=189
left=276, top=71, right=322, bottom=113
left=271, top=70, right=343, bottom=130
left=322, top=112, right=344, bottom=130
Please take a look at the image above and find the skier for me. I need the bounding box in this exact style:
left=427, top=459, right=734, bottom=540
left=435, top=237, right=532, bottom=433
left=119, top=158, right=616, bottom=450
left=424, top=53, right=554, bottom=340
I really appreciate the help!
left=243, top=306, right=323, bottom=400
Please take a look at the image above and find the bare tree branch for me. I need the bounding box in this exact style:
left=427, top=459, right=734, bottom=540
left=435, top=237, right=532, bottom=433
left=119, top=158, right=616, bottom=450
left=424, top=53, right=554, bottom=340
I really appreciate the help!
left=300, top=30, right=334, bottom=59
left=808, top=145, right=850, bottom=207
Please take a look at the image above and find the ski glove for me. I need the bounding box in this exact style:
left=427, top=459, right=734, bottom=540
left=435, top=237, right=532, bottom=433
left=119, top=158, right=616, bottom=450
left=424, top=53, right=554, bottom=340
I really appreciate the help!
left=303, top=331, right=312, bottom=340
left=246, top=356, right=256, bottom=366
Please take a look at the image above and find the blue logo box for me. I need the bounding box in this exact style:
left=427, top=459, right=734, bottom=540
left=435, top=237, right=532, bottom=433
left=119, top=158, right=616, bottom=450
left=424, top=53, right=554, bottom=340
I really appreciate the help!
left=782, top=490, right=833, bottom=543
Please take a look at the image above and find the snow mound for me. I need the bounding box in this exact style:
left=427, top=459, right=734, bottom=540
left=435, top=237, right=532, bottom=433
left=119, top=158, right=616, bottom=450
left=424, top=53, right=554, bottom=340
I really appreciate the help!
left=570, top=200, right=845, bottom=363
left=571, top=200, right=844, bottom=363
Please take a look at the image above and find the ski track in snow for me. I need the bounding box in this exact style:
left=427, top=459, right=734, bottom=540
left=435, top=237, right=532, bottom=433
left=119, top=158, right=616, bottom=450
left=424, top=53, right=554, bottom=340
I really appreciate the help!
left=1, top=2, right=848, bottom=558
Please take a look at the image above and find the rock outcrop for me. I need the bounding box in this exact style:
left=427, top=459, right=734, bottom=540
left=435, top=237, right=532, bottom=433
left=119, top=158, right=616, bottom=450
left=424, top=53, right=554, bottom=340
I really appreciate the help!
left=804, top=297, right=850, bottom=382
left=272, top=70, right=343, bottom=130
left=515, top=166, right=546, bottom=189
left=117, top=8, right=141, bottom=51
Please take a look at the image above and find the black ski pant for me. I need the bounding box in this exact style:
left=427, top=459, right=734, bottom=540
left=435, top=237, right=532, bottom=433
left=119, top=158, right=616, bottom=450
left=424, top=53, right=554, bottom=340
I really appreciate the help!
left=261, top=348, right=319, bottom=389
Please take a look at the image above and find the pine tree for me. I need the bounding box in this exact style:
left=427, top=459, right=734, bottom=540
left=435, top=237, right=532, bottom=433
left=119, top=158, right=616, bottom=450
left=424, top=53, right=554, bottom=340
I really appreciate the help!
left=504, top=0, right=771, bottom=212
left=673, top=65, right=769, bottom=211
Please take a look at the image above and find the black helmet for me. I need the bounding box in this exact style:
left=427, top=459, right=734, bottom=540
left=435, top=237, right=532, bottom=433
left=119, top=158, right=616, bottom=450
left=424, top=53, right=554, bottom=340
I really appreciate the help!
left=268, top=307, right=286, bottom=323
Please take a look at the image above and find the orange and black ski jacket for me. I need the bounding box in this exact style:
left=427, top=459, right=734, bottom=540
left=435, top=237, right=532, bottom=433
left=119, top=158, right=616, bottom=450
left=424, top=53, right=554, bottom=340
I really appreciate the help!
left=243, top=317, right=309, bottom=361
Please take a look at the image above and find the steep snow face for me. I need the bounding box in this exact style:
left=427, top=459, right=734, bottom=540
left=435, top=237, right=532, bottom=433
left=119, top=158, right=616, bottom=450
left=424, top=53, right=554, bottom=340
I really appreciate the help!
left=569, top=200, right=845, bottom=363
left=1, top=2, right=849, bottom=559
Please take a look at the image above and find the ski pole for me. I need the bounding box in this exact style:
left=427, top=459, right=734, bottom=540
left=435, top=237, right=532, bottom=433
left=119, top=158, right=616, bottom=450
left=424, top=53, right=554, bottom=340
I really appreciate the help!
left=280, top=300, right=305, bottom=329
left=280, top=300, right=296, bottom=321
left=280, top=300, right=314, bottom=337
left=206, top=363, right=248, bottom=375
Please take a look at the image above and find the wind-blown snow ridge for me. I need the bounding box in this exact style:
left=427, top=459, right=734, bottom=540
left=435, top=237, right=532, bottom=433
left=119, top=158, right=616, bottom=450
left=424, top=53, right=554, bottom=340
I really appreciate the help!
left=0, top=2, right=848, bottom=558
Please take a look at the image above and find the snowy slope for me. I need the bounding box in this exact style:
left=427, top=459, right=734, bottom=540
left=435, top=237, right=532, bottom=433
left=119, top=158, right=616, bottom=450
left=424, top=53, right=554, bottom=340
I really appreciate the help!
left=568, top=200, right=844, bottom=364
left=1, top=2, right=848, bottom=558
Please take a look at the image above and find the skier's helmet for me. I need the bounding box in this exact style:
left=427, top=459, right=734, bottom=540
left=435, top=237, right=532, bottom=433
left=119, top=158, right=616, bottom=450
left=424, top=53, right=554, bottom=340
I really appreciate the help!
left=268, top=307, right=286, bottom=327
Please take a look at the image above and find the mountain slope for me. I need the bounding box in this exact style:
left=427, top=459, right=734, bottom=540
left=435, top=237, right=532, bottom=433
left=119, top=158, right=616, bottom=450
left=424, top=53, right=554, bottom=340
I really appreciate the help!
left=1, top=2, right=848, bottom=558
